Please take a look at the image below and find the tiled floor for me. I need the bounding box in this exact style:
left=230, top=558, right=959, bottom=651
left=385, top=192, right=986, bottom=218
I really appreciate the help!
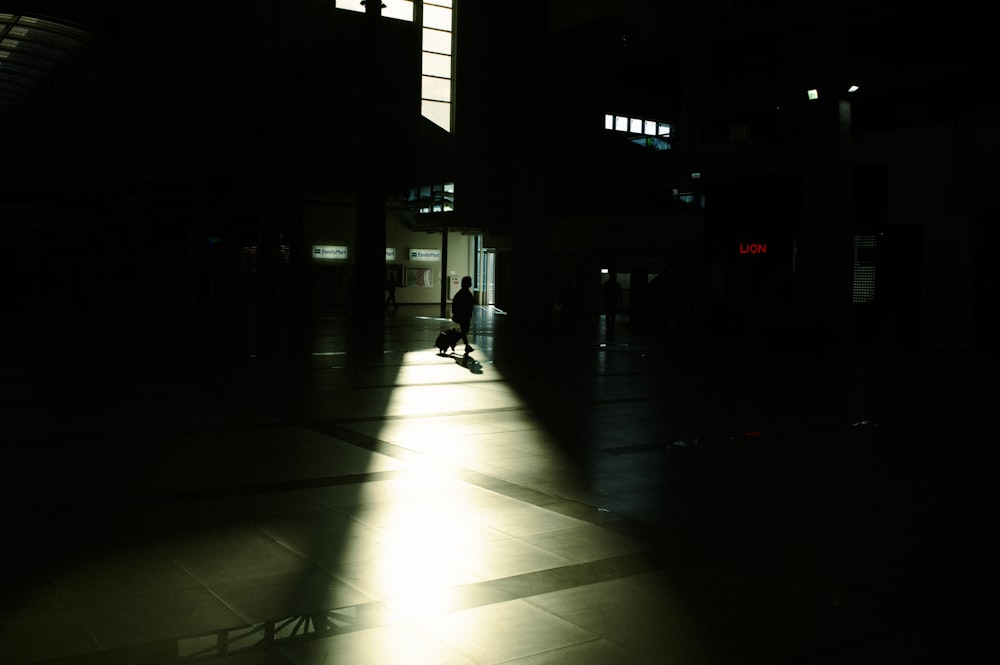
left=1, top=304, right=991, bottom=664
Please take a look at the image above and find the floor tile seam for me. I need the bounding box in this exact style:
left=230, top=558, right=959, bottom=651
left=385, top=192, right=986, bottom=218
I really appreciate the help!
left=55, top=586, right=220, bottom=618
left=74, top=458, right=623, bottom=530
left=313, top=426, right=595, bottom=509
left=307, top=423, right=679, bottom=541
left=513, top=563, right=937, bottom=653
left=17, top=418, right=295, bottom=446
left=329, top=553, right=673, bottom=634
left=160, top=551, right=267, bottom=630
left=28, top=557, right=660, bottom=665
left=85, top=415, right=665, bottom=549
left=29, top=606, right=358, bottom=665
left=342, top=363, right=660, bottom=394
left=89, top=469, right=408, bottom=509
left=372, top=554, right=667, bottom=621
left=65, top=604, right=102, bottom=657
left=311, top=404, right=530, bottom=426
left=490, top=637, right=622, bottom=665
left=307, top=393, right=665, bottom=428
left=331, top=375, right=509, bottom=391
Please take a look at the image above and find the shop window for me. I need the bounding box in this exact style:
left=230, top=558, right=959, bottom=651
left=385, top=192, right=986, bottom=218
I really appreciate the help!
left=605, top=113, right=672, bottom=149
left=405, top=182, right=454, bottom=213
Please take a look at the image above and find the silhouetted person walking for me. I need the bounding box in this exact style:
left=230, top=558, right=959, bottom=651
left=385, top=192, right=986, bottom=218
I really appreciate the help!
left=451, top=275, right=475, bottom=353
left=602, top=272, right=622, bottom=337
left=385, top=273, right=398, bottom=312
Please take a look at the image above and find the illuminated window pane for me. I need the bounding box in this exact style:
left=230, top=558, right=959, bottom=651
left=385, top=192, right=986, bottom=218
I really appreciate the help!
left=421, top=2, right=454, bottom=134
left=338, top=0, right=454, bottom=133
left=423, top=27, right=451, bottom=54
left=334, top=0, right=362, bottom=13
left=422, top=51, right=451, bottom=78
left=615, top=116, right=628, bottom=131
left=644, top=119, right=656, bottom=135
left=383, top=1, right=414, bottom=21
left=658, top=123, right=671, bottom=136
left=422, top=99, right=450, bottom=130
left=424, top=5, right=452, bottom=30
left=605, top=114, right=614, bottom=130
left=335, top=1, right=414, bottom=21
left=422, top=75, right=451, bottom=102
left=629, top=118, right=642, bottom=133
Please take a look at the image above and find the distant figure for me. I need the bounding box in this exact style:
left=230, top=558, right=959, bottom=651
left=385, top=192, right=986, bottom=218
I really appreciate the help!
left=451, top=275, right=475, bottom=353
left=602, top=272, right=622, bottom=337
left=385, top=273, right=398, bottom=312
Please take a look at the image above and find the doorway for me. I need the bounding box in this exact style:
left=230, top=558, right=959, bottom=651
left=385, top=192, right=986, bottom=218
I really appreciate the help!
left=478, top=244, right=496, bottom=306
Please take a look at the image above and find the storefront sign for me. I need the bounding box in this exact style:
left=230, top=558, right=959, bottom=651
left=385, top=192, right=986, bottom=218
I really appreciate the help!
left=409, top=248, right=441, bottom=261
left=738, top=243, right=767, bottom=255
left=313, top=245, right=349, bottom=260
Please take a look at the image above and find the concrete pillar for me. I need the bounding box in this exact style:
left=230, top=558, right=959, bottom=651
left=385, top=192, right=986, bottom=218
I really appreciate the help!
left=354, top=0, right=388, bottom=336
left=508, top=2, right=552, bottom=332
left=190, top=175, right=206, bottom=316
left=255, top=166, right=282, bottom=360
left=440, top=223, right=449, bottom=318
left=799, top=93, right=854, bottom=354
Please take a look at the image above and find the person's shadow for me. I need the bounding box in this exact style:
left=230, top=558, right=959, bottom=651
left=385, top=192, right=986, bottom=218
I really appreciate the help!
left=452, top=353, right=483, bottom=374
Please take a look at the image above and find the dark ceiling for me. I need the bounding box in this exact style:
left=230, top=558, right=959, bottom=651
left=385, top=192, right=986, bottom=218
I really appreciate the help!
left=0, top=2, right=449, bottom=200
left=1, top=1, right=996, bottom=201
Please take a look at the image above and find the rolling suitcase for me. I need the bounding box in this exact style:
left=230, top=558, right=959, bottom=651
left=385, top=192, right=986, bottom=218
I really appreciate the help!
left=434, top=328, right=461, bottom=354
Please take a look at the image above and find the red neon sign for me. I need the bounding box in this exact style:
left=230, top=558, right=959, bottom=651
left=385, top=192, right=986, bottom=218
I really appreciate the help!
left=739, top=243, right=767, bottom=254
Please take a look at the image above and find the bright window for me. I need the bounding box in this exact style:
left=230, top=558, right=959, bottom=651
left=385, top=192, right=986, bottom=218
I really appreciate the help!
left=421, top=75, right=451, bottom=102
left=423, top=4, right=452, bottom=30
left=335, top=0, right=455, bottom=132
left=606, top=113, right=673, bottom=149
left=423, top=27, right=451, bottom=54
left=407, top=181, right=455, bottom=213
left=422, top=51, right=451, bottom=78
left=422, top=2, right=453, bottom=131
left=335, top=0, right=413, bottom=20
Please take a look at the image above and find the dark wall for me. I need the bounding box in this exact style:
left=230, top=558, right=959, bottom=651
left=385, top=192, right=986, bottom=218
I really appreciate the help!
left=703, top=173, right=801, bottom=343
left=2, top=2, right=422, bottom=197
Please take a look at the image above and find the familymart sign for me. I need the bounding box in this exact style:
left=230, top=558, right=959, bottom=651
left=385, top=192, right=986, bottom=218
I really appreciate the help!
left=409, top=248, right=442, bottom=261
left=313, top=245, right=349, bottom=259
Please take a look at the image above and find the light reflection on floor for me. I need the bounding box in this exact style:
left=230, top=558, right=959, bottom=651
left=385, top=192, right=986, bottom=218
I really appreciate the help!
left=3, top=306, right=972, bottom=664
left=341, top=348, right=585, bottom=648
